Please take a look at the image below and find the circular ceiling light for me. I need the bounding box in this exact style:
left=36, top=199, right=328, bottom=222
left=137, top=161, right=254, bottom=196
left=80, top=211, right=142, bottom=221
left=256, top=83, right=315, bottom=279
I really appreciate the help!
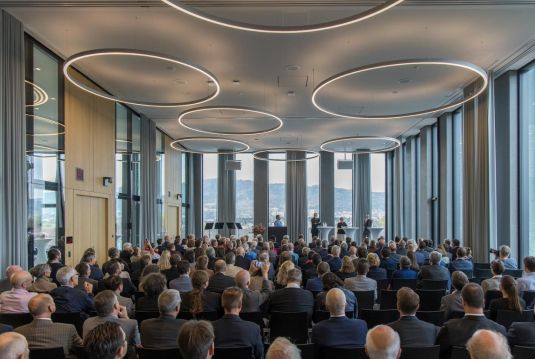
left=312, top=59, right=488, bottom=120
left=170, top=137, right=249, bottom=155
left=25, top=80, right=49, bottom=107
left=26, top=114, right=65, bottom=136
left=161, top=0, right=404, bottom=34
left=178, top=106, right=283, bottom=135
left=253, top=148, right=320, bottom=162
left=63, top=49, right=220, bottom=108
left=320, top=136, right=401, bottom=153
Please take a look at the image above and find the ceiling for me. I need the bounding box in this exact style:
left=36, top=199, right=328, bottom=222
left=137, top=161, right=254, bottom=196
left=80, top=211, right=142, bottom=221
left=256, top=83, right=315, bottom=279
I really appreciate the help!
left=4, top=0, right=535, bottom=151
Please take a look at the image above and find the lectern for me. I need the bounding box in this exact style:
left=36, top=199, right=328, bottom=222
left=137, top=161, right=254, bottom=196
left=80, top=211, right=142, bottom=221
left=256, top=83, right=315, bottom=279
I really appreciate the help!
left=268, top=226, right=287, bottom=243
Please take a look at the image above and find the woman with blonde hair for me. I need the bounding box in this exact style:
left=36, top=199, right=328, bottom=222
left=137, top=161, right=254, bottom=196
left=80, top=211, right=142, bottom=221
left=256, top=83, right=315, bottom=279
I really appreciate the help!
left=275, top=260, right=295, bottom=289
left=367, top=252, right=387, bottom=280
left=158, top=250, right=172, bottom=272
left=336, top=256, right=356, bottom=281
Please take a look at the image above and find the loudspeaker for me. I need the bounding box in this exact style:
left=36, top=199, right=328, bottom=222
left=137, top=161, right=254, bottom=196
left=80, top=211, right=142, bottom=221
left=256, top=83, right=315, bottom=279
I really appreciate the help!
left=337, top=159, right=353, bottom=170
left=225, top=160, right=242, bottom=171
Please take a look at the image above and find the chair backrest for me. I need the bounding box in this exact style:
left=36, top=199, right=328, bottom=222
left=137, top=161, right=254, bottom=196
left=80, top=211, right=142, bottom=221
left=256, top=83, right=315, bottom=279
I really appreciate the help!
left=496, top=310, right=535, bottom=330
left=522, top=291, right=535, bottom=306
left=51, top=312, right=84, bottom=336
left=134, top=291, right=145, bottom=302
left=297, top=344, right=315, bottom=359
left=415, top=290, right=446, bottom=311
left=177, top=311, right=194, bottom=320
left=29, top=347, right=65, bottom=359
left=451, top=346, right=470, bottom=359
left=354, top=290, right=375, bottom=310
left=415, top=311, right=445, bottom=327
left=134, top=311, right=159, bottom=327
left=137, top=347, right=182, bottom=359
left=197, top=311, right=220, bottom=321
left=360, top=309, right=399, bottom=328
left=0, top=313, right=33, bottom=328
left=376, top=278, right=390, bottom=290
left=421, top=280, right=449, bottom=290
left=269, top=311, right=309, bottom=344
left=469, top=277, right=484, bottom=285
left=319, top=346, right=367, bottom=359
left=484, top=290, right=502, bottom=309
left=239, top=312, right=264, bottom=330
left=379, top=289, right=397, bottom=309
left=392, top=279, right=417, bottom=290
left=513, top=345, right=535, bottom=359
left=503, top=269, right=523, bottom=278
left=214, top=346, right=253, bottom=359
left=313, top=310, right=330, bottom=323
left=473, top=263, right=490, bottom=270
left=400, top=345, right=440, bottom=359
left=474, top=268, right=492, bottom=279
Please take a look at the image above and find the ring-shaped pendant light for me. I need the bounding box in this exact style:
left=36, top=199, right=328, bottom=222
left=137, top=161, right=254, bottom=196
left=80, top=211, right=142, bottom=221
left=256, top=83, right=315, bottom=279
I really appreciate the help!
left=25, top=80, right=49, bottom=107
left=312, top=59, right=488, bottom=120
left=161, top=0, right=404, bottom=34
left=26, top=114, right=65, bottom=136
left=63, top=49, right=220, bottom=108
left=252, top=148, right=320, bottom=162
left=320, top=136, right=401, bottom=154
left=170, top=137, right=250, bottom=155
left=178, top=106, right=283, bottom=135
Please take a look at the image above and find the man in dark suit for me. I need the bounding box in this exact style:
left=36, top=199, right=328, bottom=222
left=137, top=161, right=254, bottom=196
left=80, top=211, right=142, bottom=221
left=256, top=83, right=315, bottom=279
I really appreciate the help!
left=436, top=283, right=506, bottom=359
left=507, top=318, right=535, bottom=346
left=235, top=247, right=252, bottom=270
left=80, top=252, right=104, bottom=281
left=212, top=287, right=264, bottom=359
left=75, top=263, right=98, bottom=295
left=51, top=266, right=94, bottom=316
left=207, top=260, right=235, bottom=294
left=440, top=271, right=469, bottom=320
left=302, top=253, right=322, bottom=287
left=267, top=268, right=314, bottom=322
left=15, top=293, right=82, bottom=359
left=140, top=289, right=186, bottom=349
left=312, top=288, right=367, bottom=348
left=83, top=322, right=128, bottom=359
left=169, top=260, right=193, bottom=293
left=235, top=265, right=271, bottom=313
left=387, top=288, right=439, bottom=346
left=47, top=248, right=65, bottom=286
left=417, top=251, right=451, bottom=289
left=306, top=262, right=330, bottom=292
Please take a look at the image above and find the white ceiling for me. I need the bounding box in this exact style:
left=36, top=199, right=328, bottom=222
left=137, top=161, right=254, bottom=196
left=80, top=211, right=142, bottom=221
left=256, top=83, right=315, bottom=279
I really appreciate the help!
left=4, top=1, right=535, bottom=151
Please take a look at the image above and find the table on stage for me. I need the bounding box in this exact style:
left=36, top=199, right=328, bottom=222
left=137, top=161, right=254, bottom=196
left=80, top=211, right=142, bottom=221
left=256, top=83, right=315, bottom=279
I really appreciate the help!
left=344, top=227, right=359, bottom=242
left=317, top=226, right=334, bottom=242
left=370, top=227, right=384, bottom=240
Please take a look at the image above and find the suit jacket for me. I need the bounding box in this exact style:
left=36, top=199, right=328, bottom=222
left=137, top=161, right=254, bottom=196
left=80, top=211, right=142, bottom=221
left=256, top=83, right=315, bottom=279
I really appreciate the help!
left=417, top=265, right=451, bottom=288
left=117, top=295, right=134, bottom=318
left=235, top=256, right=252, bottom=270
left=449, top=259, right=473, bottom=272
left=439, top=290, right=464, bottom=319
left=391, top=269, right=418, bottom=280
left=314, top=287, right=357, bottom=314
left=367, top=267, right=387, bottom=281
left=267, top=286, right=314, bottom=321
left=169, top=275, right=193, bottom=293
left=213, top=315, right=264, bottom=359
left=140, top=315, right=187, bottom=349
left=48, top=262, right=65, bottom=285
left=312, top=316, right=367, bottom=348
left=507, top=321, right=535, bottom=347
left=89, top=265, right=104, bottom=281
left=15, top=319, right=82, bottom=359
left=180, top=290, right=221, bottom=314
left=0, top=323, right=12, bottom=334
left=388, top=316, right=439, bottom=347
left=327, top=257, right=342, bottom=272
left=344, top=275, right=377, bottom=300
left=82, top=315, right=139, bottom=359
left=305, top=277, right=323, bottom=292
left=50, top=286, right=94, bottom=314
left=241, top=279, right=271, bottom=313
left=436, top=315, right=506, bottom=359
left=207, top=272, right=235, bottom=294
left=135, top=295, right=159, bottom=312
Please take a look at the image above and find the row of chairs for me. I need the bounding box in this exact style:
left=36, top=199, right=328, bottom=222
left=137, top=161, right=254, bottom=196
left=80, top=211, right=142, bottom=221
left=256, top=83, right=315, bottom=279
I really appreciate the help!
left=0, top=312, right=85, bottom=335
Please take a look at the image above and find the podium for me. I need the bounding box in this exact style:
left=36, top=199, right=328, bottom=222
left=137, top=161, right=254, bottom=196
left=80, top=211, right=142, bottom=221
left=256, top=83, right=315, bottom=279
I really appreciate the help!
left=268, top=226, right=287, bottom=243
left=344, top=227, right=359, bottom=243
left=317, top=226, right=334, bottom=242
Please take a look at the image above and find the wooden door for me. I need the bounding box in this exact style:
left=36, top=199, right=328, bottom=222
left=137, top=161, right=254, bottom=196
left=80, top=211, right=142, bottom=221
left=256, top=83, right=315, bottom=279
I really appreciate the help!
left=166, top=205, right=180, bottom=238
left=73, top=194, right=108, bottom=265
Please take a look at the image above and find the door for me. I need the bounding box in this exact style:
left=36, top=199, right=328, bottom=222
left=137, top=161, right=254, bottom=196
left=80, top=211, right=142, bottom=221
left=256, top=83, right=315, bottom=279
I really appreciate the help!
left=166, top=205, right=180, bottom=238
left=73, top=194, right=108, bottom=265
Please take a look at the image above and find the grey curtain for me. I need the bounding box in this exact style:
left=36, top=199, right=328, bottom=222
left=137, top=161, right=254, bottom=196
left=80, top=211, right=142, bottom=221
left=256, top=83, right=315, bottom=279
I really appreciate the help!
left=140, top=115, right=157, bottom=242
left=438, top=114, right=453, bottom=241
left=319, top=151, right=335, bottom=226
left=253, top=153, right=268, bottom=230
left=353, top=153, right=371, bottom=239
left=191, top=154, right=203, bottom=237
left=218, top=154, right=236, bottom=237
left=419, top=126, right=434, bottom=240
left=0, top=10, right=26, bottom=270
left=286, top=151, right=307, bottom=242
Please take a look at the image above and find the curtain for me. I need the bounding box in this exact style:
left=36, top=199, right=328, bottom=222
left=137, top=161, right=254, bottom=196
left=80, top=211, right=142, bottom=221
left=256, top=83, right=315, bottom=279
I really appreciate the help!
left=286, top=151, right=307, bottom=242
left=0, top=10, right=26, bottom=270
left=218, top=154, right=236, bottom=237
left=419, top=126, right=433, bottom=240
left=191, top=153, right=203, bottom=237
left=319, top=151, right=335, bottom=226
left=140, top=115, right=156, bottom=242
left=353, top=153, right=371, bottom=239
left=253, top=153, right=268, bottom=230
left=386, top=145, right=403, bottom=241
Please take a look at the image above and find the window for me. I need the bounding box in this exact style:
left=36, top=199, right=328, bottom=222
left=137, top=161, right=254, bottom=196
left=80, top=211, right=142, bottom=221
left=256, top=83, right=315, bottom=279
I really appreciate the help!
left=269, top=153, right=286, bottom=226
left=26, top=37, right=65, bottom=267
left=370, top=153, right=386, bottom=228
left=155, top=130, right=165, bottom=239
left=203, top=154, right=218, bottom=224
left=334, top=153, right=352, bottom=226
left=306, top=155, right=320, bottom=240
left=452, top=109, right=463, bottom=241
left=235, top=153, right=254, bottom=233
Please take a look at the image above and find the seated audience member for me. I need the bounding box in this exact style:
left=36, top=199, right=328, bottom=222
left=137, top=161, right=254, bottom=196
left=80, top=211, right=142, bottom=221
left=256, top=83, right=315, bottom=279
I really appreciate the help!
left=396, top=240, right=407, bottom=256
left=162, top=254, right=181, bottom=284
left=136, top=273, right=167, bottom=312
left=327, top=245, right=342, bottom=272
left=0, top=332, right=29, bottom=359
left=207, top=260, right=235, bottom=294
left=267, top=268, right=314, bottom=321
left=312, top=288, right=367, bottom=347
left=266, top=337, right=301, bottom=359
left=178, top=320, right=215, bottom=359
left=212, top=287, right=263, bottom=359
left=365, top=325, right=401, bottom=359
left=440, top=271, right=469, bottom=319
left=249, top=253, right=275, bottom=290
left=157, top=250, right=172, bottom=273
left=516, top=256, right=535, bottom=292
left=0, top=265, right=23, bottom=293
left=367, top=253, right=387, bottom=281
left=169, top=260, right=193, bottom=292
left=391, top=256, right=417, bottom=280
left=75, top=262, right=98, bottom=295
left=235, top=247, right=251, bottom=270
left=103, top=261, right=135, bottom=297
left=104, top=275, right=134, bottom=318
left=0, top=324, right=12, bottom=334
left=449, top=247, right=474, bottom=271
left=507, top=306, right=535, bottom=346
left=15, top=294, right=82, bottom=359
left=235, top=266, right=271, bottom=313
left=0, top=271, right=37, bottom=313
left=195, top=255, right=214, bottom=277
left=344, top=259, right=378, bottom=300
left=467, top=329, right=512, bottom=359
left=102, top=248, right=127, bottom=275
left=140, top=289, right=186, bottom=349
left=415, top=241, right=430, bottom=265
left=81, top=250, right=104, bottom=281
left=298, top=247, right=310, bottom=268
left=336, top=256, right=357, bottom=281
left=83, top=290, right=139, bottom=359
left=406, top=251, right=420, bottom=272
left=84, top=322, right=127, bottom=359
left=315, top=273, right=357, bottom=314
left=302, top=253, right=322, bottom=286
left=28, top=264, right=57, bottom=293
left=131, top=254, right=151, bottom=283
left=181, top=270, right=221, bottom=315
left=306, top=262, right=330, bottom=292
left=120, top=243, right=134, bottom=268
left=380, top=248, right=398, bottom=271
left=436, top=283, right=506, bottom=358
left=481, top=260, right=504, bottom=294
left=223, top=252, right=241, bottom=278
left=498, top=245, right=518, bottom=270
left=51, top=266, right=94, bottom=315
left=47, top=248, right=65, bottom=285
left=417, top=251, right=451, bottom=288
left=488, top=275, right=525, bottom=321
left=274, top=260, right=295, bottom=289
left=387, top=287, right=439, bottom=346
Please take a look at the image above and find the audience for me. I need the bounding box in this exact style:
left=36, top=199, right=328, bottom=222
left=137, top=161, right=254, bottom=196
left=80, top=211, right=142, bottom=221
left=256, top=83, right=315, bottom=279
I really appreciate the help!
left=0, top=265, right=23, bottom=293
left=365, top=325, right=401, bottom=359
left=327, top=245, right=342, bottom=272
left=497, top=245, right=518, bottom=270
left=266, top=337, right=301, bottom=359
left=267, top=268, right=314, bottom=322
left=178, top=320, right=215, bottom=359
left=516, top=256, right=535, bottom=292
left=207, top=259, right=235, bottom=294
left=367, top=253, right=387, bottom=280
left=0, top=271, right=37, bottom=313
left=181, top=270, right=221, bottom=314
left=136, top=273, right=167, bottom=312
left=0, top=332, right=29, bottom=359
left=75, top=262, right=98, bottom=295
left=417, top=251, right=450, bottom=288
left=235, top=247, right=251, bottom=270
left=223, top=252, right=241, bottom=278
left=28, top=264, right=57, bottom=293
left=305, top=261, right=330, bottom=292
left=47, top=248, right=64, bottom=285
left=449, top=247, right=474, bottom=272
left=336, top=256, right=356, bottom=281
left=440, top=271, right=469, bottom=319
left=169, top=260, right=193, bottom=292
left=235, top=266, right=271, bottom=312
left=481, top=260, right=504, bottom=294
left=466, top=329, right=512, bottom=359
left=488, top=275, right=525, bottom=321
left=81, top=250, right=104, bottom=281
left=50, top=266, right=94, bottom=316
left=314, top=272, right=357, bottom=314
left=391, top=256, right=417, bottom=280
left=344, top=259, right=377, bottom=300
left=83, top=322, right=127, bottom=359
left=104, top=275, right=134, bottom=318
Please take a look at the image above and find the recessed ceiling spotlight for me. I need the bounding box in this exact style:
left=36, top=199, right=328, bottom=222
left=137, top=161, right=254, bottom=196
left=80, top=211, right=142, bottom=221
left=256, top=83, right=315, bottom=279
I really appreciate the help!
left=232, top=80, right=241, bottom=86
left=287, top=91, right=296, bottom=96
left=398, top=78, right=411, bottom=84
left=285, top=65, right=301, bottom=71
left=35, top=67, right=41, bottom=71
left=50, top=97, right=56, bottom=101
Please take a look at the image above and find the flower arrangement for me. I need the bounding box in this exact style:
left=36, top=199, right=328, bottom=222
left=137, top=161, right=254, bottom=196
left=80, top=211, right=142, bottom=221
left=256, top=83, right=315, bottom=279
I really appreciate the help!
left=253, top=223, right=266, bottom=236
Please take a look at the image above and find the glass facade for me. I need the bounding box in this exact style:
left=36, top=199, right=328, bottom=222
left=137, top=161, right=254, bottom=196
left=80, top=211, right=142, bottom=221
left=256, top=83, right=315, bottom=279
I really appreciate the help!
left=155, top=130, right=165, bottom=239
left=203, top=154, right=218, bottom=224
left=181, top=152, right=190, bottom=237
left=306, top=155, right=320, bottom=240
left=452, top=109, right=463, bottom=241
left=269, top=153, right=286, bottom=226
left=334, top=153, right=352, bottom=226
left=235, top=154, right=254, bottom=233
left=370, top=153, right=386, bottom=228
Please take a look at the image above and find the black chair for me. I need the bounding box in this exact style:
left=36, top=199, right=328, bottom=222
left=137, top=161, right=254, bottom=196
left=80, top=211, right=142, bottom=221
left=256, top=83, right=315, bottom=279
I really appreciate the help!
left=451, top=346, right=470, bottom=359
left=415, top=311, right=445, bottom=327
left=484, top=290, right=502, bottom=309
left=51, top=312, right=85, bottom=336
left=415, top=290, right=446, bottom=311
left=240, top=312, right=265, bottom=330
left=474, top=268, right=492, bottom=279
left=197, top=311, right=220, bottom=321
left=473, top=262, right=490, bottom=270
left=421, top=280, right=449, bottom=291
left=0, top=313, right=33, bottom=328
left=522, top=291, right=535, bottom=307
left=504, top=269, right=523, bottom=278
left=269, top=311, right=308, bottom=344
left=29, top=347, right=65, bottom=359
left=137, top=348, right=183, bottom=359
left=376, top=278, right=390, bottom=290
left=469, top=277, right=484, bottom=285
left=310, top=291, right=321, bottom=298
left=134, top=291, right=145, bottom=302
left=313, top=310, right=330, bottom=323
left=214, top=346, right=253, bottom=359
left=354, top=290, right=375, bottom=310
left=446, top=311, right=465, bottom=320
left=379, top=290, right=397, bottom=309
left=319, top=346, right=367, bottom=359
left=513, top=345, right=535, bottom=359
left=401, top=345, right=440, bottom=359
left=297, top=344, right=315, bottom=359
left=360, top=309, right=399, bottom=328
left=496, top=310, right=534, bottom=330
left=134, top=310, right=159, bottom=327
left=177, top=311, right=194, bottom=320
left=391, top=279, right=417, bottom=290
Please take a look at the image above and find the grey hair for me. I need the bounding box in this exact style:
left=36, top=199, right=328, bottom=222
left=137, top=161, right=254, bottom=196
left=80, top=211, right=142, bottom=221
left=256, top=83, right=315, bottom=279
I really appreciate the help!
left=466, top=330, right=512, bottom=359
left=0, top=332, right=29, bottom=359
left=29, top=263, right=51, bottom=278
left=158, top=289, right=182, bottom=314
left=429, top=251, right=442, bottom=265
left=266, top=337, right=301, bottom=359
left=206, top=247, right=215, bottom=258
left=122, top=242, right=132, bottom=250
left=366, top=325, right=400, bottom=359
left=56, top=266, right=77, bottom=286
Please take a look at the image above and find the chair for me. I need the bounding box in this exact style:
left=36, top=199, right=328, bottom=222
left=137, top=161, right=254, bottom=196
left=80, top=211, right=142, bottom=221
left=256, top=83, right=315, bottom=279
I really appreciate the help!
left=513, top=345, right=535, bottom=359
left=240, top=312, right=264, bottom=330
left=474, top=268, right=492, bottom=279
left=401, top=345, right=440, bottom=359
left=51, top=312, right=85, bottom=336
left=177, top=311, right=194, bottom=320
left=391, top=279, right=417, bottom=290
left=451, top=346, right=470, bottom=359
left=379, top=290, right=397, bottom=309
left=469, top=277, right=484, bottom=285
left=420, top=280, right=449, bottom=291
left=319, top=346, right=367, bottom=359
left=197, top=311, right=220, bottom=321
left=376, top=278, right=390, bottom=290
left=504, top=269, right=523, bottom=278
left=134, top=291, right=145, bottom=302
left=269, top=311, right=308, bottom=344
left=0, top=313, right=33, bottom=328
left=354, top=290, right=375, bottom=310
left=522, top=291, right=535, bottom=307
left=446, top=311, right=465, bottom=320
left=137, top=348, right=183, bottom=359
left=29, top=347, right=65, bottom=359
left=313, top=310, right=330, bottom=323
left=214, top=346, right=253, bottom=359
left=134, top=310, right=159, bottom=327
left=415, top=311, right=445, bottom=327
left=484, top=290, right=502, bottom=309
left=310, top=291, right=321, bottom=298
left=473, top=262, right=490, bottom=270
left=415, top=290, right=446, bottom=311
left=360, top=309, right=399, bottom=328
left=496, top=310, right=534, bottom=330
left=297, top=344, right=315, bottom=359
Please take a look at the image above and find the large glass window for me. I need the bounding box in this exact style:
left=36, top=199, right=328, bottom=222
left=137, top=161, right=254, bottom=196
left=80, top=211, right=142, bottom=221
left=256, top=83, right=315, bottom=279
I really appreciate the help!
left=155, top=130, right=165, bottom=239
left=269, top=153, right=286, bottom=226
left=235, top=154, right=254, bottom=234
left=370, top=153, right=386, bottom=229
left=306, top=155, right=319, bottom=240
left=452, top=109, right=464, bottom=241
left=203, top=154, right=218, bottom=224
left=26, top=38, right=65, bottom=267
left=334, top=153, right=352, bottom=226
left=181, top=152, right=190, bottom=237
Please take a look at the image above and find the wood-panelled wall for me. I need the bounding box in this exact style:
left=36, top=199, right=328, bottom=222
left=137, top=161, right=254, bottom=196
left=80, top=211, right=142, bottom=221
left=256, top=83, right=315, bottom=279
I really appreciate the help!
left=164, top=135, right=181, bottom=238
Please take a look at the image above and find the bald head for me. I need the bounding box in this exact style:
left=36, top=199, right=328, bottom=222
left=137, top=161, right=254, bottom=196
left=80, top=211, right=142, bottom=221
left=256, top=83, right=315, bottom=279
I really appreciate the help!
left=326, top=288, right=346, bottom=316
left=466, top=330, right=512, bottom=359
left=0, top=332, right=29, bottom=359
left=366, top=325, right=401, bottom=359
left=235, top=270, right=250, bottom=289
left=28, top=294, right=55, bottom=318
left=10, top=271, right=32, bottom=289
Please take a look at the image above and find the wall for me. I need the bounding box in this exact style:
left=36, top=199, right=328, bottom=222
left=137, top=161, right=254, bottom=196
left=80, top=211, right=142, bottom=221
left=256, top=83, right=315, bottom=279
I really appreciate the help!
left=164, top=134, right=181, bottom=238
